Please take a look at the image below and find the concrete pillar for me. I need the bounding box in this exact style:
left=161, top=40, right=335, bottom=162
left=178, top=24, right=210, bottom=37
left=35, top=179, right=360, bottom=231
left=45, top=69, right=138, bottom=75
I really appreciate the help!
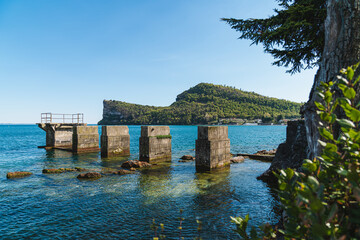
left=195, top=126, right=231, bottom=172
left=101, top=126, right=130, bottom=157
left=139, top=126, right=171, bottom=162
left=38, top=123, right=86, bottom=148
left=72, top=126, right=100, bottom=153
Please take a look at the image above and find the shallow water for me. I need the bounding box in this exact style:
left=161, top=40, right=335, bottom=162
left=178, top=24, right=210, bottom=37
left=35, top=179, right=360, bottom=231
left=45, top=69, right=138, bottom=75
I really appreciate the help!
left=0, top=125, right=285, bottom=239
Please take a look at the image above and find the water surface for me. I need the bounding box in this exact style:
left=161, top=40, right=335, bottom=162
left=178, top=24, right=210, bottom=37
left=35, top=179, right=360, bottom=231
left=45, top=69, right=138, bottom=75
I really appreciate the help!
left=0, top=125, right=285, bottom=239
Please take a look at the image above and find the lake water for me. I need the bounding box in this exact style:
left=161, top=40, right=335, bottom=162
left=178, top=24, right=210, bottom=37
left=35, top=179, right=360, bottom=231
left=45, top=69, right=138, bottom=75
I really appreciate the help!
left=0, top=125, right=285, bottom=239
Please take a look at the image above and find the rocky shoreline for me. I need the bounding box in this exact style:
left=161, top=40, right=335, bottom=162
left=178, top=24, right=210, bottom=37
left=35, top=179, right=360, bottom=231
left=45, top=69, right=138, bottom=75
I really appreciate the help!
left=257, top=120, right=308, bottom=184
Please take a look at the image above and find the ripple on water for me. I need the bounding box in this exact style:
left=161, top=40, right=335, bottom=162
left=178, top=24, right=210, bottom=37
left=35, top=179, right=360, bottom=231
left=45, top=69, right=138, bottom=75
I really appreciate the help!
left=0, top=125, right=285, bottom=239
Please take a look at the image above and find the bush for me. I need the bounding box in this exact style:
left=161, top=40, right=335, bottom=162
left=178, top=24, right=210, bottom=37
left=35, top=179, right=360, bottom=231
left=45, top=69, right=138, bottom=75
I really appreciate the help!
left=232, top=63, right=360, bottom=239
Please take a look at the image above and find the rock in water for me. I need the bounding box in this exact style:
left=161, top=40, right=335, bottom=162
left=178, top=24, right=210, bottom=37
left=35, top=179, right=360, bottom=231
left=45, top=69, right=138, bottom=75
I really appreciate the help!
left=6, top=171, right=32, bottom=179
left=102, top=169, right=134, bottom=175
left=179, top=155, right=195, bottom=162
left=77, top=172, right=102, bottom=179
left=42, top=168, right=64, bottom=174
left=121, top=160, right=151, bottom=169
left=230, top=156, right=245, bottom=163
left=180, top=155, right=195, bottom=160
left=74, top=167, right=89, bottom=172
left=42, top=168, right=77, bottom=174
left=115, top=169, right=134, bottom=175
left=255, top=149, right=276, bottom=155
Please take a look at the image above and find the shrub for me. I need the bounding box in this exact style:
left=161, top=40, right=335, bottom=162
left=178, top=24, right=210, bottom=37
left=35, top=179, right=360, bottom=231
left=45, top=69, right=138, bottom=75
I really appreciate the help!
left=231, top=63, right=360, bottom=239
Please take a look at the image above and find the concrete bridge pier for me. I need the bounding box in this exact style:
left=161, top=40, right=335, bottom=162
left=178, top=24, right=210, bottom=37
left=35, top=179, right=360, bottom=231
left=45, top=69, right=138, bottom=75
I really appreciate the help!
left=101, top=126, right=130, bottom=157
left=195, top=126, right=231, bottom=172
left=38, top=123, right=85, bottom=149
left=139, top=126, right=172, bottom=162
left=72, top=126, right=100, bottom=153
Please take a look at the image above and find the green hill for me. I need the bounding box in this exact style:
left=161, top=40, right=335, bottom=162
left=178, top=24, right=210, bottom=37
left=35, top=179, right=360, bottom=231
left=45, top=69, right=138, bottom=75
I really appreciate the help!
left=98, top=83, right=302, bottom=125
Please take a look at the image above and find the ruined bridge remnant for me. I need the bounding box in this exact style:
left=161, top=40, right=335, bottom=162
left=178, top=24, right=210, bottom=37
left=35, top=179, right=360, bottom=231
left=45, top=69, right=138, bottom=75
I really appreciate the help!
left=101, top=126, right=130, bottom=157
left=37, top=114, right=233, bottom=173
left=37, top=113, right=85, bottom=149
left=38, top=113, right=99, bottom=153
left=195, top=126, right=231, bottom=172
left=139, top=126, right=172, bottom=162
left=72, top=125, right=100, bottom=153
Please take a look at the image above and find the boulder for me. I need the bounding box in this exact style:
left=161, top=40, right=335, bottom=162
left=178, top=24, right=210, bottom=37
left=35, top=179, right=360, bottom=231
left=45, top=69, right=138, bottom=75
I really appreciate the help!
left=230, top=156, right=245, bottom=163
left=121, top=160, right=151, bottom=169
left=77, top=172, right=102, bottom=179
left=6, top=171, right=32, bottom=179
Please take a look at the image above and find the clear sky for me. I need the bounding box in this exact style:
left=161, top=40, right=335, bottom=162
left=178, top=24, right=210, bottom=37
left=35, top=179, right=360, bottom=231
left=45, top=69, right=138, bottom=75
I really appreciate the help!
left=0, top=0, right=316, bottom=124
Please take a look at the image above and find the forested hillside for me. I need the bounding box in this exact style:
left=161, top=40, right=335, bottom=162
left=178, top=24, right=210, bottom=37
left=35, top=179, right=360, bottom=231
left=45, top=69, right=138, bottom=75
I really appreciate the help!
left=98, top=83, right=302, bottom=125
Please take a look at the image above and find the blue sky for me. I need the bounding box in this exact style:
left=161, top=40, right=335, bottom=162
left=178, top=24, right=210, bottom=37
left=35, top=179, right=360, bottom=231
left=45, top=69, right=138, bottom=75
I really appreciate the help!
left=0, top=0, right=316, bottom=124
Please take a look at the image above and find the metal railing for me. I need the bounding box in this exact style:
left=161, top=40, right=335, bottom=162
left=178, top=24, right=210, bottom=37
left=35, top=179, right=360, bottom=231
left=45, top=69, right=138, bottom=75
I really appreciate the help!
left=41, top=113, right=84, bottom=124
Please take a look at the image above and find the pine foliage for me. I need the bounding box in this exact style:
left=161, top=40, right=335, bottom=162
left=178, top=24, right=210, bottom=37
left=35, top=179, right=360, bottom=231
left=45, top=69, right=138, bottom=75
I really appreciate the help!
left=222, top=0, right=326, bottom=74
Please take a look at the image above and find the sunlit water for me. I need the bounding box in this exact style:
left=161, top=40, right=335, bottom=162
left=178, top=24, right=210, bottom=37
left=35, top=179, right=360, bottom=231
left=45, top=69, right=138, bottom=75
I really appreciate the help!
left=0, top=125, right=285, bottom=239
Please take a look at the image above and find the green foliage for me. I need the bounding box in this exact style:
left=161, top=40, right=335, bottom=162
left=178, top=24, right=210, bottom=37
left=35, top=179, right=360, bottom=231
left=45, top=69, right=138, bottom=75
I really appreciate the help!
left=222, top=0, right=326, bottom=74
left=99, top=83, right=301, bottom=125
left=232, top=63, right=360, bottom=239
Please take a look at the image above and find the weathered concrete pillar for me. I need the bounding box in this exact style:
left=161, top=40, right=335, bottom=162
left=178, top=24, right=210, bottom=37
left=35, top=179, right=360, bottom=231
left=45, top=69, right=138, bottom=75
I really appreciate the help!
left=72, top=126, right=100, bottom=153
left=38, top=123, right=86, bottom=148
left=139, top=126, right=171, bottom=162
left=195, top=126, right=231, bottom=172
left=101, top=126, right=130, bottom=157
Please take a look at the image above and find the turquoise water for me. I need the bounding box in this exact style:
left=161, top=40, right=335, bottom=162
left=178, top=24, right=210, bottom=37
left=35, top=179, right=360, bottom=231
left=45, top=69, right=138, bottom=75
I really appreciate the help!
left=0, top=125, right=285, bottom=239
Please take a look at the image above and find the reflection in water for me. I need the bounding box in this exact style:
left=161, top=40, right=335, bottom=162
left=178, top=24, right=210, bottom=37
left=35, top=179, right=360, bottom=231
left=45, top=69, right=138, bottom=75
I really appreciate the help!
left=266, top=183, right=282, bottom=224
left=192, top=168, right=236, bottom=239
left=138, top=162, right=172, bottom=204
left=45, top=149, right=73, bottom=159
left=100, top=155, right=130, bottom=169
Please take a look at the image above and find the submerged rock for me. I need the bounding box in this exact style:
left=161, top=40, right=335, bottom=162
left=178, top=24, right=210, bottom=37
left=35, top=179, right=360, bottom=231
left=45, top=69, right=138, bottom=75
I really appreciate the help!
left=62, top=168, right=76, bottom=172
left=179, top=155, right=195, bottom=162
left=6, top=171, right=32, bottom=179
left=121, top=160, right=151, bottom=169
left=255, top=149, right=277, bottom=155
left=102, top=168, right=134, bottom=175
left=115, top=169, right=134, bottom=175
left=77, top=172, right=102, bottom=179
left=74, top=167, right=89, bottom=172
left=230, top=156, right=245, bottom=163
left=43, top=167, right=91, bottom=174
left=42, top=168, right=65, bottom=174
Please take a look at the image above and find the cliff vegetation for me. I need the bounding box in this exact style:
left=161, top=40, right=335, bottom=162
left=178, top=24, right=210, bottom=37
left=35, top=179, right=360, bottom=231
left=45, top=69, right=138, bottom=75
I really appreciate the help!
left=98, top=83, right=302, bottom=125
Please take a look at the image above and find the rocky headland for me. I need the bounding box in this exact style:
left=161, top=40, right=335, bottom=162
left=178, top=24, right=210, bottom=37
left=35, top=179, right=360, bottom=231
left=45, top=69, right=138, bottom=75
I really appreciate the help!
left=98, top=83, right=301, bottom=125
